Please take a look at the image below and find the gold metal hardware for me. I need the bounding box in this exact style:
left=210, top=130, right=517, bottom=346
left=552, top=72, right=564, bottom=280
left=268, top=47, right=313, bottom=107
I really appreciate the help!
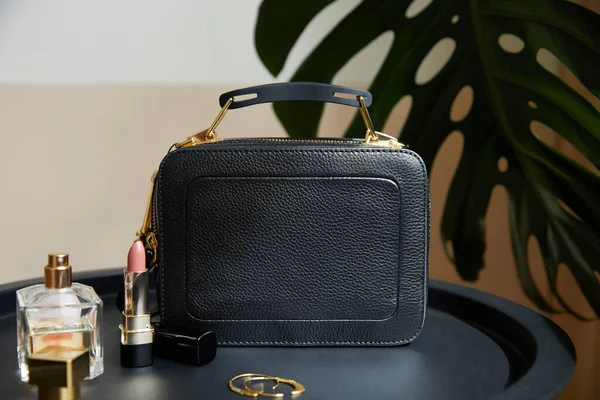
left=139, top=170, right=157, bottom=237
left=206, top=97, right=233, bottom=137
left=358, top=95, right=407, bottom=148
left=174, top=128, right=220, bottom=148
left=366, top=130, right=408, bottom=149
left=229, top=373, right=305, bottom=398
left=175, top=97, right=233, bottom=148
left=146, top=231, right=158, bottom=247
left=358, top=96, right=378, bottom=143
left=137, top=171, right=159, bottom=266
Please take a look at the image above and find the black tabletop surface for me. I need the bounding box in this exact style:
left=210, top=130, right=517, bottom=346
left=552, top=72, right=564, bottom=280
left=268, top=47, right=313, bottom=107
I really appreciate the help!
left=0, top=269, right=575, bottom=400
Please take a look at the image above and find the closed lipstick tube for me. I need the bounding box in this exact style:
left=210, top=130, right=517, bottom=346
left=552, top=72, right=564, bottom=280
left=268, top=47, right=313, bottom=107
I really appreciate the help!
left=119, top=241, right=154, bottom=368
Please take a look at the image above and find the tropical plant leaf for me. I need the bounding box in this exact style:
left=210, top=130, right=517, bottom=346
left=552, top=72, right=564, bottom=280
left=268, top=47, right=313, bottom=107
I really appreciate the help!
left=255, top=0, right=600, bottom=317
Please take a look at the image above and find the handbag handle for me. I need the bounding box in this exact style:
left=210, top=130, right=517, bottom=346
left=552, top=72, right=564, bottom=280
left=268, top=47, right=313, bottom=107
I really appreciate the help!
left=218, top=82, right=372, bottom=109
left=176, top=82, right=392, bottom=148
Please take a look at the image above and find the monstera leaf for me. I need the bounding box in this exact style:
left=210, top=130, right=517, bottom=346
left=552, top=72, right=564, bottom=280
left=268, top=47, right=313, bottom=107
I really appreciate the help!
left=255, top=0, right=600, bottom=317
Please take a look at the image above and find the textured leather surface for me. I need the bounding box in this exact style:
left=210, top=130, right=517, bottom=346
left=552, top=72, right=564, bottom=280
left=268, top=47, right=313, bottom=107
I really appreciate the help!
left=157, top=142, right=430, bottom=345
left=186, top=177, right=400, bottom=321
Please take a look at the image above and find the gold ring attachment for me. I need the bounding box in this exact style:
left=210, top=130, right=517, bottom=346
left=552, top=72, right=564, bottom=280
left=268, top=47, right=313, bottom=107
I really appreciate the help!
left=229, top=373, right=305, bottom=398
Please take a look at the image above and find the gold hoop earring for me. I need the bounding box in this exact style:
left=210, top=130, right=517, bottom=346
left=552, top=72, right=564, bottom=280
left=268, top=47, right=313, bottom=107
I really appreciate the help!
left=229, top=373, right=279, bottom=397
left=244, top=375, right=305, bottom=397
left=242, top=376, right=283, bottom=398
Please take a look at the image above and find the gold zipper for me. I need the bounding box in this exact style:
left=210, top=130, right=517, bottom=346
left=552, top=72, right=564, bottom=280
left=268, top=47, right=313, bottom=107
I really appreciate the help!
left=175, top=134, right=406, bottom=149
left=137, top=171, right=158, bottom=266
left=242, top=137, right=406, bottom=148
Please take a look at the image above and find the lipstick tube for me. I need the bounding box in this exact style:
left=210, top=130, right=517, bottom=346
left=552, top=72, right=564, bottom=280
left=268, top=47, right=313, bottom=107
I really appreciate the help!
left=119, top=241, right=154, bottom=368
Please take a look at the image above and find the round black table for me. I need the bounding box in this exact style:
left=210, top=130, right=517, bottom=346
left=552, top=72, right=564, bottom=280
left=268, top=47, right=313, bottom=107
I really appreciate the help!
left=0, top=269, right=575, bottom=399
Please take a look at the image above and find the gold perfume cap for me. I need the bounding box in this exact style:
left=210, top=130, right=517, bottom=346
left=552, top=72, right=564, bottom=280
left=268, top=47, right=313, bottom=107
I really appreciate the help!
left=44, top=253, right=72, bottom=289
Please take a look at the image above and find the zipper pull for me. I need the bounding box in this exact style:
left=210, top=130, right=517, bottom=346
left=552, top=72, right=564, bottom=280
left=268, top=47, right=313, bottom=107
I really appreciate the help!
left=176, top=98, right=233, bottom=148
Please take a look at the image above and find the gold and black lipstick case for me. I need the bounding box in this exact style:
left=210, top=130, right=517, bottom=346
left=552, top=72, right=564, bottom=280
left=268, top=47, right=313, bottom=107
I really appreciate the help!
left=119, top=270, right=154, bottom=367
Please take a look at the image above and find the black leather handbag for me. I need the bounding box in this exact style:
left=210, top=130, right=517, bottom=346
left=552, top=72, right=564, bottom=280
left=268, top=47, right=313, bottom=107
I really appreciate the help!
left=138, top=82, right=430, bottom=346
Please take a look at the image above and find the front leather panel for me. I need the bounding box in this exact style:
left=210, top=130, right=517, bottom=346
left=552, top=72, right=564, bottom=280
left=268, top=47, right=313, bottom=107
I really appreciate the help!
left=157, top=145, right=429, bottom=346
left=185, top=177, right=400, bottom=321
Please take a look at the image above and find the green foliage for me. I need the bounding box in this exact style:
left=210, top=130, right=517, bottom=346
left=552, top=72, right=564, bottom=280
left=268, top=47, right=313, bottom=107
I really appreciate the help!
left=255, top=0, right=600, bottom=318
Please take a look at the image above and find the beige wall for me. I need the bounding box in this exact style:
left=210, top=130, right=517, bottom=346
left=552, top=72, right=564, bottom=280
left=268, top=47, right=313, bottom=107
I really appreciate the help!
left=0, top=85, right=290, bottom=281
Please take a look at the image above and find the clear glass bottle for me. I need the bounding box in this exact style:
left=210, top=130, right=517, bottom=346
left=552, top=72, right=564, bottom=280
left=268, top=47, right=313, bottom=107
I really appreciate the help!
left=16, top=253, right=103, bottom=382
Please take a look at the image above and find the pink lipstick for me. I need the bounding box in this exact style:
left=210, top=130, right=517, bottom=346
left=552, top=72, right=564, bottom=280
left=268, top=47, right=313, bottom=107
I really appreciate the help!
left=119, top=240, right=154, bottom=367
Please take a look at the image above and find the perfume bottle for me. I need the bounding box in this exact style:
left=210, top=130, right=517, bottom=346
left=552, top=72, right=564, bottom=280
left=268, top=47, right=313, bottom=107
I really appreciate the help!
left=16, top=253, right=103, bottom=382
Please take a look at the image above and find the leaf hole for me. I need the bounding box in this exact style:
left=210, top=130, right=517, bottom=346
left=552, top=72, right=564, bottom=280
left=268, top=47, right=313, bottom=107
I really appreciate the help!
left=498, top=33, right=525, bottom=54
left=537, top=48, right=600, bottom=113
left=536, top=48, right=560, bottom=75
left=430, top=131, right=463, bottom=250
left=445, top=241, right=455, bottom=261
left=556, top=263, right=597, bottom=319
left=405, top=0, right=434, bottom=19
left=530, top=120, right=556, bottom=143
left=530, top=120, right=600, bottom=176
left=528, top=101, right=537, bottom=109
left=497, top=157, right=508, bottom=172
left=526, top=235, right=555, bottom=308
left=557, top=200, right=581, bottom=221
left=451, top=15, right=459, bottom=24
left=415, top=37, right=456, bottom=85
left=321, top=30, right=394, bottom=137
left=331, top=30, right=394, bottom=87
left=277, top=0, right=362, bottom=78
left=450, top=85, right=473, bottom=123
left=383, top=95, right=412, bottom=137
left=560, top=141, right=600, bottom=176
